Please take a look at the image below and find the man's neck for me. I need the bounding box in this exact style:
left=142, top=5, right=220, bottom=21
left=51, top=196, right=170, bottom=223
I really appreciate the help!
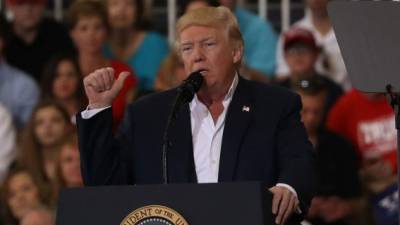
left=110, top=28, right=134, bottom=48
left=311, top=12, right=331, bottom=36
left=196, top=74, right=236, bottom=123
left=197, top=88, right=227, bottom=107
left=197, top=75, right=235, bottom=107
left=13, top=24, right=39, bottom=44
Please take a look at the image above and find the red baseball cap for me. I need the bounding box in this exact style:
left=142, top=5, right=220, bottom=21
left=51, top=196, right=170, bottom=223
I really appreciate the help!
left=6, top=0, right=46, bottom=5
left=283, top=27, right=318, bottom=50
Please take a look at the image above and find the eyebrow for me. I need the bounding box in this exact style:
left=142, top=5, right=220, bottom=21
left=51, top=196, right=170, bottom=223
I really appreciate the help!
left=180, top=36, right=216, bottom=46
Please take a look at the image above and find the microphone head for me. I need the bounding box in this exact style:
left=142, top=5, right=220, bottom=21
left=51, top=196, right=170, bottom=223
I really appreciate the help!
left=177, top=71, right=204, bottom=102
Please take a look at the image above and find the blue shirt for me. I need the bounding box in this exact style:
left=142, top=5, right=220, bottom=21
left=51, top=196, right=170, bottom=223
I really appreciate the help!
left=371, top=183, right=398, bottom=225
left=0, top=60, right=39, bottom=129
left=104, top=32, right=169, bottom=91
left=235, top=7, right=278, bottom=77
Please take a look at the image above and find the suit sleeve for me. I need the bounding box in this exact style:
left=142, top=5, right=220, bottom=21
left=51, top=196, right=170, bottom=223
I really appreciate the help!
left=76, top=107, right=135, bottom=186
left=276, top=93, right=316, bottom=216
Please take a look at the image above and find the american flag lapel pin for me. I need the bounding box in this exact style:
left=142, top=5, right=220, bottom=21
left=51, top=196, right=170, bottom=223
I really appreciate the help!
left=242, top=106, right=250, bottom=112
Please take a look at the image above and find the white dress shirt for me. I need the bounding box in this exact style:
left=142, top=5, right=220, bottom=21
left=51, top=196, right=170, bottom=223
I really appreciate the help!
left=189, top=74, right=238, bottom=183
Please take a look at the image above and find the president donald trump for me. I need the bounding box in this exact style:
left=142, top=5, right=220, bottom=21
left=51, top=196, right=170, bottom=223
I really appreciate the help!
left=77, top=6, right=315, bottom=225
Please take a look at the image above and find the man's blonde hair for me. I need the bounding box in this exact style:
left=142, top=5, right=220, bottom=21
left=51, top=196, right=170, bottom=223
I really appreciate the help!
left=175, top=6, right=244, bottom=53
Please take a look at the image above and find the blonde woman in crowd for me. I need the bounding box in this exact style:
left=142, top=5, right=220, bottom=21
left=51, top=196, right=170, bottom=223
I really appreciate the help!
left=154, top=50, right=186, bottom=91
left=18, top=101, right=73, bottom=184
left=52, top=134, right=83, bottom=203
left=1, top=166, right=51, bottom=225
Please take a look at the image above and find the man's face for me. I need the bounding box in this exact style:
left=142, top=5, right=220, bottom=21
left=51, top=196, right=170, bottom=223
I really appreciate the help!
left=179, top=25, right=242, bottom=92
left=299, top=92, right=325, bottom=134
left=7, top=2, right=44, bottom=31
left=306, top=0, right=328, bottom=13
left=285, top=45, right=318, bottom=76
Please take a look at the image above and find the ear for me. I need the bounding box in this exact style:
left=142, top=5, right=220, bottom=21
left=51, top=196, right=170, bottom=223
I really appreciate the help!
left=232, top=45, right=243, bottom=64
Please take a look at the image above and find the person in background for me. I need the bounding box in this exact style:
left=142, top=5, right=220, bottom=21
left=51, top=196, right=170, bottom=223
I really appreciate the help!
left=18, top=101, right=73, bottom=184
left=103, top=0, right=169, bottom=93
left=275, top=27, right=343, bottom=122
left=67, top=0, right=137, bottom=129
left=20, top=207, right=54, bottom=225
left=2, top=0, right=74, bottom=82
left=327, top=90, right=398, bottom=225
left=52, top=133, right=83, bottom=203
left=0, top=19, right=39, bottom=130
left=293, top=78, right=363, bottom=225
left=41, top=54, right=87, bottom=124
left=275, top=0, right=350, bottom=90
left=0, top=103, right=16, bottom=184
left=218, top=0, right=278, bottom=81
left=327, top=90, right=397, bottom=193
left=180, top=0, right=219, bottom=13
left=1, top=166, right=51, bottom=225
left=154, top=50, right=186, bottom=91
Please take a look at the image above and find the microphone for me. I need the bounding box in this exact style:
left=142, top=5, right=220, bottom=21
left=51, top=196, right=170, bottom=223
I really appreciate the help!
left=162, top=71, right=203, bottom=184
left=176, top=71, right=204, bottom=104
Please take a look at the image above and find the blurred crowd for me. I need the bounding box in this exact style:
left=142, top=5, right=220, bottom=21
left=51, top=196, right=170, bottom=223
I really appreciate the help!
left=0, top=0, right=398, bottom=225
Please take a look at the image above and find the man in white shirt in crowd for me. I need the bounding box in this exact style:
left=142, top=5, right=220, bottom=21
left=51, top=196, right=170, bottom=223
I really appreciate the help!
left=275, top=0, right=351, bottom=90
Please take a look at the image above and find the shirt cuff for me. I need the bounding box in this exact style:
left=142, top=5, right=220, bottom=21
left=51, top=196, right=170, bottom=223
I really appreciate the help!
left=276, top=183, right=298, bottom=197
left=276, top=183, right=302, bottom=214
left=81, top=106, right=111, bottom=119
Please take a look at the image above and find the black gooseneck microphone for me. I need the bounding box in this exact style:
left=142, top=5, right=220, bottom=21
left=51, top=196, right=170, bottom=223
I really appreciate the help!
left=176, top=71, right=204, bottom=105
left=162, top=71, right=204, bottom=184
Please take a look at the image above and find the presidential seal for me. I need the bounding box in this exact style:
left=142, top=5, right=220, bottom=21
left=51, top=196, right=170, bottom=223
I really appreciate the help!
left=120, top=205, right=189, bottom=225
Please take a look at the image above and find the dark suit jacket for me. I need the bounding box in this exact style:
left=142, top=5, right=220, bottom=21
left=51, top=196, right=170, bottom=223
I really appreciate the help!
left=77, top=77, right=315, bottom=218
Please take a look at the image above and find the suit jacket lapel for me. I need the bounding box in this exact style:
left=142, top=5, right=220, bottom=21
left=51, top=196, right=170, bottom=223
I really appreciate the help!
left=218, top=77, right=253, bottom=182
left=168, top=103, right=197, bottom=183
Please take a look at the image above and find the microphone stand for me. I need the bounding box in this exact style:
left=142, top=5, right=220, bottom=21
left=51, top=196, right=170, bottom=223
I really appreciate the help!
left=162, top=95, right=185, bottom=184
left=161, top=71, right=203, bottom=184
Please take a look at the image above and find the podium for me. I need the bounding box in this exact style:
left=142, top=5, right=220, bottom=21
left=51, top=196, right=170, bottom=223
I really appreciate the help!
left=55, top=182, right=276, bottom=225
